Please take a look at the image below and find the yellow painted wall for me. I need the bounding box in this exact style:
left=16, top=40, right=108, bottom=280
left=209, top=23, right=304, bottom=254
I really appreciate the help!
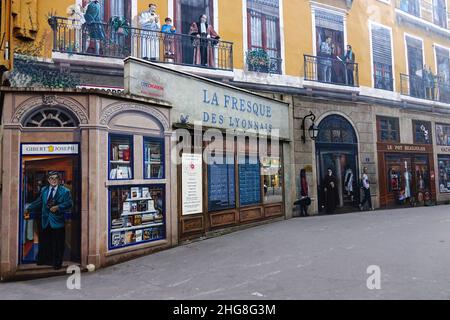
left=4, top=0, right=450, bottom=92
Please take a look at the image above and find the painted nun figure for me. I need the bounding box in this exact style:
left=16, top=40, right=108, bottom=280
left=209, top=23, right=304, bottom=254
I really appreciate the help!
left=84, top=0, right=106, bottom=55
left=323, top=168, right=338, bottom=214
left=139, top=3, right=161, bottom=60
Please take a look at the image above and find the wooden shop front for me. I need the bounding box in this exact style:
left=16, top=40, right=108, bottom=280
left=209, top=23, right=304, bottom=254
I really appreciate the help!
left=177, top=132, right=286, bottom=241
left=377, top=142, right=436, bottom=207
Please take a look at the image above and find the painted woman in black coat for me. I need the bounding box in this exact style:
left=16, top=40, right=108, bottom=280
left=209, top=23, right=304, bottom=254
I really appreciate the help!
left=323, top=168, right=338, bottom=214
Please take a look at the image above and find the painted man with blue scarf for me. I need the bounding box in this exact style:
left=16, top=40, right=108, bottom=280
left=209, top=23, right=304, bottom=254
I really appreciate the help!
left=25, top=172, right=73, bottom=270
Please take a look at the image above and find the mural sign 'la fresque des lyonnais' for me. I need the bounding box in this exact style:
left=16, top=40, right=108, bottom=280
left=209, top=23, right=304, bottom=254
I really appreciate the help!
left=124, top=58, right=290, bottom=140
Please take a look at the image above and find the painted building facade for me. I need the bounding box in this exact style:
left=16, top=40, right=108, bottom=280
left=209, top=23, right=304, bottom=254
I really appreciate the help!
left=2, top=0, right=450, bottom=278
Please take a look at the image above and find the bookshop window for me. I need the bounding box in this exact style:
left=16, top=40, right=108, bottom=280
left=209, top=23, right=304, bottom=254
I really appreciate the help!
left=377, top=116, right=400, bottom=143
left=262, top=156, right=283, bottom=204
left=109, top=185, right=165, bottom=249
left=436, top=123, right=450, bottom=146
left=208, top=154, right=236, bottom=212
left=438, top=155, right=450, bottom=193
left=144, top=138, right=164, bottom=179
left=413, top=120, right=432, bottom=144
left=109, top=134, right=133, bottom=180
left=238, top=154, right=261, bottom=206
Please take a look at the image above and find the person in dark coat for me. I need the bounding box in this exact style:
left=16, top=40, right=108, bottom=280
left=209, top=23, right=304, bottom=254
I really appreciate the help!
left=24, top=172, right=73, bottom=270
left=344, top=45, right=356, bottom=86
left=323, top=168, right=338, bottom=214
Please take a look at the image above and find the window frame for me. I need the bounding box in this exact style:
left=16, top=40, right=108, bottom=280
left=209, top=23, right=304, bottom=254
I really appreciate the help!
left=412, top=120, right=432, bottom=145
left=377, top=116, right=400, bottom=143
left=246, top=1, right=282, bottom=59
left=143, top=136, right=165, bottom=180
left=108, top=133, right=134, bottom=181
left=369, top=21, right=395, bottom=91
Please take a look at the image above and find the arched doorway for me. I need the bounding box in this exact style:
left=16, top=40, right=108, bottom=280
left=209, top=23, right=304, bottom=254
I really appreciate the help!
left=19, top=107, right=81, bottom=265
left=316, top=115, right=359, bottom=213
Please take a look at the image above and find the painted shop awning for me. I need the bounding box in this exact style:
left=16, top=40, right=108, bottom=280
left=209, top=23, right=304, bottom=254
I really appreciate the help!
left=124, top=57, right=290, bottom=140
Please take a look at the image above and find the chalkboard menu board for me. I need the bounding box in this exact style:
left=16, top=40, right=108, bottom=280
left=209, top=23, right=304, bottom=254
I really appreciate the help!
left=208, top=156, right=236, bottom=212
left=239, top=155, right=261, bottom=206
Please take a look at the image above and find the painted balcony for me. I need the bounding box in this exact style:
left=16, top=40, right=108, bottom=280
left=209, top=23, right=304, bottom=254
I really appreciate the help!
left=400, top=73, right=450, bottom=104
left=303, top=54, right=359, bottom=87
left=49, top=16, right=234, bottom=72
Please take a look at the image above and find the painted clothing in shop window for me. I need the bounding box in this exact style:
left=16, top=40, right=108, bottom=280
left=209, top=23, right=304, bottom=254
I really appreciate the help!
left=404, top=171, right=412, bottom=198
left=344, top=169, right=354, bottom=194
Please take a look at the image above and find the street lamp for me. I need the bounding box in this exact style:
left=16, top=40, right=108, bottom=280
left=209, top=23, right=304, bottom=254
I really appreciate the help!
left=301, top=111, right=319, bottom=143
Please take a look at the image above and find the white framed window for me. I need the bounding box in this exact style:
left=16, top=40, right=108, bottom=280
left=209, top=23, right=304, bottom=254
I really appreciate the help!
left=432, top=0, right=448, bottom=28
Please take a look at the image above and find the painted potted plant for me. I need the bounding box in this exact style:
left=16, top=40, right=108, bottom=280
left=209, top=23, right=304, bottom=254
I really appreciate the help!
left=246, top=49, right=270, bottom=73
left=109, top=17, right=130, bottom=36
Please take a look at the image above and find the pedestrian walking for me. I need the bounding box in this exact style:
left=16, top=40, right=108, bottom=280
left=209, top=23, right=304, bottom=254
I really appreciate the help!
left=359, top=167, right=374, bottom=211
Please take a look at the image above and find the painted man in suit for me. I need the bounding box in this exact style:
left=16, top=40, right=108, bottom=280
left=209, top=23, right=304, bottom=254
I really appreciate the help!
left=25, top=171, right=73, bottom=270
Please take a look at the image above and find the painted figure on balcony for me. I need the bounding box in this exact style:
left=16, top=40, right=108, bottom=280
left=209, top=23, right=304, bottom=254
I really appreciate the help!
left=67, top=4, right=86, bottom=53
left=319, top=37, right=332, bottom=83
left=139, top=3, right=161, bottom=60
left=84, top=0, right=106, bottom=55
left=162, top=17, right=177, bottom=60
left=344, top=45, right=356, bottom=86
left=189, top=15, right=220, bottom=68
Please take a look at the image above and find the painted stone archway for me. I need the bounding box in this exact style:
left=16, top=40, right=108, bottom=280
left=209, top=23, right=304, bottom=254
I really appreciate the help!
left=315, top=114, right=359, bottom=213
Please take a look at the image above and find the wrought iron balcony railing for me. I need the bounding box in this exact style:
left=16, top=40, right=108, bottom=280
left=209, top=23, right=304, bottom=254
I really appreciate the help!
left=49, top=16, right=234, bottom=71
left=400, top=73, right=450, bottom=103
left=396, top=0, right=450, bottom=29
left=304, top=54, right=359, bottom=87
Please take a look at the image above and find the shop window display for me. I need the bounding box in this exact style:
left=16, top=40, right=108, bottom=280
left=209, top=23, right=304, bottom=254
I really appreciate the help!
left=386, top=155, right=431, bottom=205
left=208, top=154, right=236, bottom=212
left=144, top=138, right=164, bottom=179
left=438, top=156, right=450, bottom=193
left=109, top=185, right=165, bottom=249
left=436, top=123, right=450, bottom=146
left=238, top=154, right=261, bottom=206
left=262, top=156, right=283, bottom=204
left=109, top=135, right=133, bottom=180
